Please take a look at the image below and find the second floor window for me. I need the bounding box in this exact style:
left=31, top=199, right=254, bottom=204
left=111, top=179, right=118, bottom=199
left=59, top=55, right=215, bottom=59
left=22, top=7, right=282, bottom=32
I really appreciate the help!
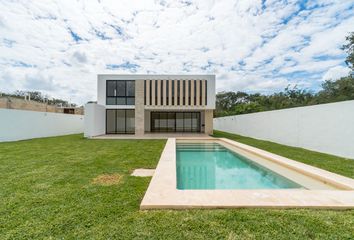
left=106, top=80, right=135, bottom=105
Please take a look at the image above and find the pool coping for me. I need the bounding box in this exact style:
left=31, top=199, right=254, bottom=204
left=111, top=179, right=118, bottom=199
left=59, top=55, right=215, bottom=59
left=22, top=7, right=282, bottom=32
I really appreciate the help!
left=140, top=138, right=354, bottom=209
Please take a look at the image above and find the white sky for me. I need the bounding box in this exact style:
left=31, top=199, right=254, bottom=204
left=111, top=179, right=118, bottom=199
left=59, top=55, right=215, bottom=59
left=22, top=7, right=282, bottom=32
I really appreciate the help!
left=0, top=0, right=353, bottom=104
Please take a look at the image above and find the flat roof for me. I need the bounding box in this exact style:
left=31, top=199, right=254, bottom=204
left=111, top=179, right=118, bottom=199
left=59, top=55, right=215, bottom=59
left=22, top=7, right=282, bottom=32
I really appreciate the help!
left=98, top=74, right=215, bottom=76
left=97, top=73, right=215, bottom=80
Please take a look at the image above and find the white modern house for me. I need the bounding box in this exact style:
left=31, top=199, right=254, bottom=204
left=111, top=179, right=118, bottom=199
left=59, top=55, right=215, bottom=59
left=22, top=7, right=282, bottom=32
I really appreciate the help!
left=84, top=74, right=215, bottom=137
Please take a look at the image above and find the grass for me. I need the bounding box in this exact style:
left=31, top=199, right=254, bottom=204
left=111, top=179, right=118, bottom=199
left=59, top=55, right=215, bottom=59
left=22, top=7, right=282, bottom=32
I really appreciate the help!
left=213, top=130, right=354, bottom=178
left=0, top=133, right=353, bottom=239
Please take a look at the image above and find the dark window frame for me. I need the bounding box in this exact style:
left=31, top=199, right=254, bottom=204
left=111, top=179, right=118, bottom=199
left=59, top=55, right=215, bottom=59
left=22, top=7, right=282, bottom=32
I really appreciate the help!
left=199, top=80, right=202, bottom=106
left=105, top=109, right=135, bottom=134
left=205, top=80, right=207, bottom=105
left=161, top=80, right=164, bottom=105
left=149, top=80, right=152, bottom=106
left=166, top=80, right=169, bottom=105
left=194, top=80, right=196, bottom=105
left=172, top=80, right=174, bottom=105
left=150, top=111, right=201, bottom=133
left=106, top=80, right=135, bottom=105
left=182, top=81, right=186, bottom=105
left=63, top=108, right=75, bottom=114
left=155, top=80, right=158, bottom=105
left=188, top=80, right=191, bottom=105
left=177, top=80, right=180, bottom=105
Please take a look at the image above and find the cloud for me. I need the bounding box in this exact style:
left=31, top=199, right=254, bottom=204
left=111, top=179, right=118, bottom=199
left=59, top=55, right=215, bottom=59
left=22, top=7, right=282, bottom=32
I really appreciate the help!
left=72, top=51, right=88, bottom=64
left=106, top=62, right=140, bottom=72
left=0, top=0, right=353, bottom=104
left=322, top=66, right=351, bottom=81
left=23, top=73, right=60, bottom=91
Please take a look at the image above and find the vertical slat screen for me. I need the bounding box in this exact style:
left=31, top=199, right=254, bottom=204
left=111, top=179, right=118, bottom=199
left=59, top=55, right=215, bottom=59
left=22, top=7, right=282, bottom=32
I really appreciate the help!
left=145, top=80, right=150, bottom=105
left=168, top=80, right=172, bottom=106
left=179, top=80, right=183, bottom=106
left=143, top=79, right=207, bottom=106
left=174, top=80, right=178, bottom=106
left=190, top=80, right=195, bottom=106
left=201, top=80, right=206, bottom=106
left=205, top=80, right=207, bottom=106
left=196, top=80, right=200, bottom=105
left=162, top=80, right=167, bottom=106
left=157, top=80, right=161, bottom=105
left=151, top=80, right=155, bottom=105
left=184, top=80, right=189, bottom=106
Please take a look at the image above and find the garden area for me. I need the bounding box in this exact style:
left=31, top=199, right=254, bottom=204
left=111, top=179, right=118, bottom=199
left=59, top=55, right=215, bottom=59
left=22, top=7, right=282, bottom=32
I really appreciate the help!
left=1, top=132, right=353, bottom=239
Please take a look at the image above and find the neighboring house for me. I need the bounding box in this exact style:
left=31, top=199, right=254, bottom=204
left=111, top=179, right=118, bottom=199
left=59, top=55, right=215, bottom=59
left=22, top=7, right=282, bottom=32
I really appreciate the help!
left=84, top=74, right=215, bottom=137
left=0, top=96, right=84, bottom=115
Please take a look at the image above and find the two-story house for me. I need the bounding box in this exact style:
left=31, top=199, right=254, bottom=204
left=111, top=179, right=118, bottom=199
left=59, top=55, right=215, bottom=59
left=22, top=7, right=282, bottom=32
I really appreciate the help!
left=84, top=74, right=215, bottom=137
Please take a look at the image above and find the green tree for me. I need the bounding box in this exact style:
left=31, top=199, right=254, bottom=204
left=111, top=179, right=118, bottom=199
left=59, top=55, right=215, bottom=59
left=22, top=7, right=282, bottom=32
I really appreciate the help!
left=215, top=32, right=354, bottom=117
left=342, top=32, right=354, bottom=71
left=316, top=76, right=354, bottom=103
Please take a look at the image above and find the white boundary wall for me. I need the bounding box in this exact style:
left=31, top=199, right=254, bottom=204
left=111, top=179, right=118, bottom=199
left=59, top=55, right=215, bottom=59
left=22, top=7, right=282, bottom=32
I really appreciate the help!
left=214, top=100, right=354, bottom=159
left=0, top=109, right=84, bottom=142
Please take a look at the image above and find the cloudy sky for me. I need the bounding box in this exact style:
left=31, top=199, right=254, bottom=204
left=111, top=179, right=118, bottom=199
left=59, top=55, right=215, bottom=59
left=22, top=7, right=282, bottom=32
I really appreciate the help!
left=0, top=0, right=353, bottom=104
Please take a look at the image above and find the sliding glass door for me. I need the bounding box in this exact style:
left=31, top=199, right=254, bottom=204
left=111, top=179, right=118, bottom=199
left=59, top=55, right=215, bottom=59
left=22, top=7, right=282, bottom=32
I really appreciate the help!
left=106, top=110, right=116, bottom=134
left=126, top=110, right=135, bottom=133
left=116, top=110, right=126, bottom=133
left=167, top=112, right=175, bottom=132
left=106, top=109, right=135, bottom=134
left=151, top=112, right=200, bottom=132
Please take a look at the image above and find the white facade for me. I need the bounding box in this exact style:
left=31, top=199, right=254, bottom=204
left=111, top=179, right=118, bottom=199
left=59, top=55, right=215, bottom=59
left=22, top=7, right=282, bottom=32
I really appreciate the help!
left=84, top=103, right=105, bottom=138
left=85, top=74, right=216, bottom=137
left=214, top=100, right=354, bottom=159
left=97, top=74, right=215, bottom=109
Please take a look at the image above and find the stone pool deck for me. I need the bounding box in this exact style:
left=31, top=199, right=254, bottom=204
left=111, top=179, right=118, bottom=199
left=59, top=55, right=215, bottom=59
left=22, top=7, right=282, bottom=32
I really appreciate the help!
left=140, top=138, right=354, bottom=210
left=91, top=133, right=213, bottom=140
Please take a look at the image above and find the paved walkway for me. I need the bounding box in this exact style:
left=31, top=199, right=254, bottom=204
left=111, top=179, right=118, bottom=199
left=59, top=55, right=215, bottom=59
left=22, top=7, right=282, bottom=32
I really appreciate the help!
left=131, top=169, right=155, bottom=177
left=92, top=133, right=213, bottom=139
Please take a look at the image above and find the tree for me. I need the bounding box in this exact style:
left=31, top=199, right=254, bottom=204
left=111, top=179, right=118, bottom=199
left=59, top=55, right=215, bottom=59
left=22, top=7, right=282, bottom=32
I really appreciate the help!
left=214, top=77, right=354, bottom=117
left=342, top=32, right=354, bottom=71
left=215, top=91, right=250, bottom=117
left=214, top=32, right=354, bottom=117
left=317, top=76, right=354, bottom=103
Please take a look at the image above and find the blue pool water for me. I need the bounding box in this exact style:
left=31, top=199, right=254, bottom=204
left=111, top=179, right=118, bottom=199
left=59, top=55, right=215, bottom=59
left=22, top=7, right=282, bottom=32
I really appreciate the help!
left=176, top=142, right=304, bottom=190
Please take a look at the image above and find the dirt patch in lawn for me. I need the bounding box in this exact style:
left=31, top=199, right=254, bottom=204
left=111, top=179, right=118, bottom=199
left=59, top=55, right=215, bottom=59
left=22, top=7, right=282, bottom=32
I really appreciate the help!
left=92, top=174, right=122, bottom=186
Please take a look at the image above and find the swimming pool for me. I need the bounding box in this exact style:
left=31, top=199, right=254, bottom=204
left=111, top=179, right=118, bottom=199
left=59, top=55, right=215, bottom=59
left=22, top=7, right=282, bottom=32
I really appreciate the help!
left=176, top=142, right=303, bottom=189
left=141, top=138, right=354, bottom=209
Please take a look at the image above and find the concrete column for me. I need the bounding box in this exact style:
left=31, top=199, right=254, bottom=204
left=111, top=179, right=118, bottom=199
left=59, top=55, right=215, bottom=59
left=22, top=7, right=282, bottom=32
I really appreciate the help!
left=179, top=80, right=183, bottom=106
left=185, top=80, right=189, bottom=106
left=201, top=80, right=206, bottom=106
left=157, top=80, right=161, bottom=106
left=145, top=80, right=150, bottom=105
left=191, top=80, right=195, bottom=106
left=151, top=80, right=155, bottom=105
left=168, top=80, right=172, bottom=106
left=135, top=80, right=145, bottom=136
left=204, top=109, right=213, bottom=135
left=174, top=80, right=178, bottom=106
left=163, top=80, right=167, bottom=105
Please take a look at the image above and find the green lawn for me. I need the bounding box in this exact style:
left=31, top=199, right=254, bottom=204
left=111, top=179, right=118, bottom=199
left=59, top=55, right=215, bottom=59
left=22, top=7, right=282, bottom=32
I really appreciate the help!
left=213, top=130, right=354, bottom=178
left=0, top=133, right=353, bottom=239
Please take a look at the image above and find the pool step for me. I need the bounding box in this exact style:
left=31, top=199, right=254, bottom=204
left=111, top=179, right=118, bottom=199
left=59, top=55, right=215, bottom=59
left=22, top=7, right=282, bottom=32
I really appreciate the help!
left=177, top=143, right=228, bottom=152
